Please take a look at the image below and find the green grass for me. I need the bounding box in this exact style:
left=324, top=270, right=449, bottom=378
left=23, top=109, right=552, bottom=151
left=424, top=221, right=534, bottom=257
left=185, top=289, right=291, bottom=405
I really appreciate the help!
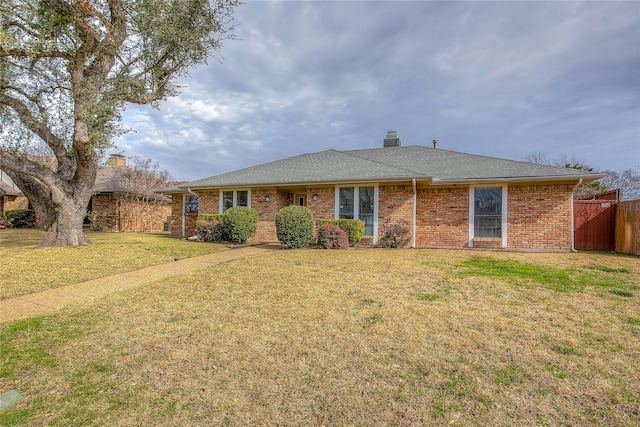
left=0, top=229, right=227, bottom=300
left=458, top=256, right=636, bottom=293
left=1, top=244, right=638, bottom=426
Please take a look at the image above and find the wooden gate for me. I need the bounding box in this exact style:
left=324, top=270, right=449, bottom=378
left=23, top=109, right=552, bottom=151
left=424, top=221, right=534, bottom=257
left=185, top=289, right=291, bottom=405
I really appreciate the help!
left=574, top=200, right=616, bottom=251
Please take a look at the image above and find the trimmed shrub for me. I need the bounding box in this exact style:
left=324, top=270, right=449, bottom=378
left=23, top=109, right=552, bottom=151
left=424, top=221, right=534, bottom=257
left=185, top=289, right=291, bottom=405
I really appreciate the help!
left=3, top=209, right=36, bottom=228
left=316, top=218, right=364, bottom=245
left=317, top=223, right=349, bottom=249
left=275, top=205, right=314, bottom=248
left=380, top=219, right=411, bottom=248
left=196, top=214, right=226, bottom=242
left=222, top=207, right=258, bottom=244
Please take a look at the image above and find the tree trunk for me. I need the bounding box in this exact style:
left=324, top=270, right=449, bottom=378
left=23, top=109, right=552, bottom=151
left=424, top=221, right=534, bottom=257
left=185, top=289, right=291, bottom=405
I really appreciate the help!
left=39, top=192, right=92, bottom=247
left=39, top=183, right=91, bottom=247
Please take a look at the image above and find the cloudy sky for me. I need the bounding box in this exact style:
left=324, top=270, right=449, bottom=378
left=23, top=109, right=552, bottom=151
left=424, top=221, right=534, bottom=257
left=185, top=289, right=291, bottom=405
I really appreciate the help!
left=114, top=0, right=640, bottom=181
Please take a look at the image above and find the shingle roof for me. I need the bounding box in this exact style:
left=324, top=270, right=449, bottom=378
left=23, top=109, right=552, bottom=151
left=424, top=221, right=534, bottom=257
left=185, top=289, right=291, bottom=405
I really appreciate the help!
left=168, top=145, right=601, bottom=191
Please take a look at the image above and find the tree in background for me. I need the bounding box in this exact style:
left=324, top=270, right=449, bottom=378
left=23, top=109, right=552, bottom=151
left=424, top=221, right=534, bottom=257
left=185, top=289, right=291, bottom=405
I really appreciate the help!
left=107, top=157, right=172, bottom=232
left=0, top=0, right=238, bottom=246
left=523, top=152, right=639, bottom=200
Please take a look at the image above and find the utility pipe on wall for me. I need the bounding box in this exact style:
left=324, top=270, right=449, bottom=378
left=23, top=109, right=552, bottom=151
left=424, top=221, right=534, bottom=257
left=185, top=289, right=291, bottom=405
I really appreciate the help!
left=570, top=178, right=583, bottom=252
left=412, top=178, right=417, bottom=248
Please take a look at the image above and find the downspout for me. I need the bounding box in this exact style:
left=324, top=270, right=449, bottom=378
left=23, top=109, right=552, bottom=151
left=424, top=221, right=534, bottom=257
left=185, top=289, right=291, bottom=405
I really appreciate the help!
left=570, top=179, right=583, bottom=252
left=412, top=178, right=417, bottom=248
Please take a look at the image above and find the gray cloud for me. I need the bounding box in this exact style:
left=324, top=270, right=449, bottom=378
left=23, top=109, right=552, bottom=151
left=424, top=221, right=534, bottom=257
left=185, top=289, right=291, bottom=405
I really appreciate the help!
left=114, top=1, right=640, bottom=180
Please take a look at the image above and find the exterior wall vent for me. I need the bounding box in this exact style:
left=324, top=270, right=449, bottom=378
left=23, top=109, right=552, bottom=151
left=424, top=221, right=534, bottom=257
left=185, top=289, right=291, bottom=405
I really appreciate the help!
left=383, top=131, right=401, bottom=147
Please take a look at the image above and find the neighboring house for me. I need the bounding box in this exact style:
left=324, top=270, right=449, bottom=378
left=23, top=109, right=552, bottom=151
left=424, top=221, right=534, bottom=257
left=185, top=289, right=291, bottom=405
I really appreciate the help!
left=0, top=170, right=29, bottom=213
left=90, top=154, right=171, bottom=232
left=2, top=155, right=171, bottom=232
left=161, top=131, right=601, bottom=249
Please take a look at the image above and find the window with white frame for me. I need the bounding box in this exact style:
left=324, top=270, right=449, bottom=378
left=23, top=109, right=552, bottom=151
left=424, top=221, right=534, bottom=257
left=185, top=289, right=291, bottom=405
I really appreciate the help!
left=473, top=186, right=503, bottom=238
left=220, top=190, right=250, bottom=212
left=337, top=186, right=376, bottom=236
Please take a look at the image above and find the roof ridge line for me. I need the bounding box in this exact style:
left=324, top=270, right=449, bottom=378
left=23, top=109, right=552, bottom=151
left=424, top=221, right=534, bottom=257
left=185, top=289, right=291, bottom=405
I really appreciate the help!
left=337, top=146, right=429, bottom=177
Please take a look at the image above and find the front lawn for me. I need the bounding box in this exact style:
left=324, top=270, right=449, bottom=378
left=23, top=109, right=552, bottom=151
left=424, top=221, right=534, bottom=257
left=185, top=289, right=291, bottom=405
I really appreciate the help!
left=0, top=245, right=638, bottom=425
left=0, top=229, right=227, bottom=300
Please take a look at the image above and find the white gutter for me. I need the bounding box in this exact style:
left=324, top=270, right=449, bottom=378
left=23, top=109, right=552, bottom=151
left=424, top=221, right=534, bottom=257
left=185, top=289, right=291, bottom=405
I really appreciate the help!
left=412, top=178, right=417, bottom=248
left=570, top=179, right=583, bottom=252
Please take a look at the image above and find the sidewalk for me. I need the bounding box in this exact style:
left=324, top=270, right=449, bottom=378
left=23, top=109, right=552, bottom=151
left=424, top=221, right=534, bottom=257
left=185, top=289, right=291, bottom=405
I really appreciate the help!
left=0, top=244, right=279, bottom=323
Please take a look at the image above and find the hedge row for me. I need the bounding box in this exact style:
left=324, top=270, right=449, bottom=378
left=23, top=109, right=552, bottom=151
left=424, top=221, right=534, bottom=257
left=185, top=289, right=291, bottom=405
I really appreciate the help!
left=195, top=208, right=258, bottom=244
left=195, top=206, right=368, bottom=250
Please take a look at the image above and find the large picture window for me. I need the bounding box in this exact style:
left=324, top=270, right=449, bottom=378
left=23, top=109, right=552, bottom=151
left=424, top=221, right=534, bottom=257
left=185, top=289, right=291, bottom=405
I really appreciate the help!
left=337, top=186, right=376, bottom=236
left=473, top=187, right=502, bottom=238
left=221, top=190, right=250, bottom=212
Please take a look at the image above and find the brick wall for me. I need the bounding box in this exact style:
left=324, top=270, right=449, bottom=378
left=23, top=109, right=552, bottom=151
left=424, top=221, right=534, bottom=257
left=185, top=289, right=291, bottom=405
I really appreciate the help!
left=118, top=201, right=170, bottom=232
left=2, top=195, right=30, bottom=211
left=198, top=191, right=219, bottom=215
left=416, top=187, right=469, bottom=248
left=378, top=185, right=414, bottom=246
left=252, top=189, right=292, bottom=242
left=92, top=195, right=170, bottom=232
left=507, top=184, right=573, bottom=250
left=167, top=183, right=574, bottom=250
left=170, top=197, right=183, bottom=237
left=307, top=187, right=335, bottom=219
left=92, top=194, right=119, bottom=230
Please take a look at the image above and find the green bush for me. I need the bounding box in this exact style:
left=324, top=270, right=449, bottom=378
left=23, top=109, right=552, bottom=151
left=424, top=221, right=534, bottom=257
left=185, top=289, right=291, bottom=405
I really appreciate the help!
left=222, top=207, right=258, bottom=244
left=316, top=218, right=364, bottom=245
left=275, top=205, right=314, bottom=248
left=196, top=214, right=226, bottom=242
left=317, top=223, right=349, bottom=249
left=3, top=209, right=36, bottom=228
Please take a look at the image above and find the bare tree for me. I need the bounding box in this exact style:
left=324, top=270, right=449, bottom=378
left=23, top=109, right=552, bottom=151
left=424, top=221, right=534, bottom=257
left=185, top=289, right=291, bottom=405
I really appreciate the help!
left=0, top=0, right=238, bottom=246
left=106, top=157, right=172, bottom=232
left=522, top=151, right=640, bottom=199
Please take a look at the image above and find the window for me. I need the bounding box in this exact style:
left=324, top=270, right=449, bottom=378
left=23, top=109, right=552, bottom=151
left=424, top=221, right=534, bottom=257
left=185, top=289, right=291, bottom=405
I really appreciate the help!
left=473, top=187, right=502, bottom=237
left=220, top=190, right=250, bottom=212
left=339, top=188, right=354, bottom=219
left=337, top=186, right=376, bottom=236
left=184, top=195, right=199, bottom=213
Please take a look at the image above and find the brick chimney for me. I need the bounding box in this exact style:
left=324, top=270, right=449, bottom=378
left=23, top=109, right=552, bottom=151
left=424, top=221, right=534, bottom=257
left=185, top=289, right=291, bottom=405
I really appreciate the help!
left=383, top=131, right=401, bottom=147
left=107, top=154, right=128, bottom=167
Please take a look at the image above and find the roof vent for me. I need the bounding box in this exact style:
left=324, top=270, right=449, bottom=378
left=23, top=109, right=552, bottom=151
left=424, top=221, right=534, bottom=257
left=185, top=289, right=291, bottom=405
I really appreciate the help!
left=383, top=130, right=401, bottom=147
left=433, top=139, right=438, bottom=149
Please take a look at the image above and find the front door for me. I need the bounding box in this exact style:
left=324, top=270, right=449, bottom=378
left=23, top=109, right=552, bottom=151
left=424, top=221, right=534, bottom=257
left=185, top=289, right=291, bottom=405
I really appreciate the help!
left=294, top=194, right=306, bottom=206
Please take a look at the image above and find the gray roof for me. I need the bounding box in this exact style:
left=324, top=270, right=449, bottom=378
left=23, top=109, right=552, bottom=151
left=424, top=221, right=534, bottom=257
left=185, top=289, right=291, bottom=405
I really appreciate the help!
left=166, top=146, right=601, bottom=192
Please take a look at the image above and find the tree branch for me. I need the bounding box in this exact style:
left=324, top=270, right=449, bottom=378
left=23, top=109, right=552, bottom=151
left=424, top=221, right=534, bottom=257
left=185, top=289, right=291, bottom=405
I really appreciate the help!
left=0, top=93, right=67, bottom=159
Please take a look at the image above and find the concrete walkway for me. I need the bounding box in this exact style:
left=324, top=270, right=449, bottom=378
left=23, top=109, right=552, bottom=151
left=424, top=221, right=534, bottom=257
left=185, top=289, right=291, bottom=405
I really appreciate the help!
left=0, top=244, right=279, bottom=323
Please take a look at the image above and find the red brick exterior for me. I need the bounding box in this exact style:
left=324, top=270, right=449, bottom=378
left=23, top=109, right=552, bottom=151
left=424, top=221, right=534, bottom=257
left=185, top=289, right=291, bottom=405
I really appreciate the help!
left=168, top=182, right=574, bottom=250
left=92, top=194, right=170, bottom=232
left=92, top=194, right=119, bottom=230
left=416, top=187, right=469, bottom=248
left=170, top=197, right=183, bottom=237
left=306, top=187, right=335, bottom=219
left=198, top=191, right=220, bottom=215
left=1, top=195, right=29, bottom=212
left=507, top=184, right=573, bottom=249
left=252, top=189, right=292, bottom=242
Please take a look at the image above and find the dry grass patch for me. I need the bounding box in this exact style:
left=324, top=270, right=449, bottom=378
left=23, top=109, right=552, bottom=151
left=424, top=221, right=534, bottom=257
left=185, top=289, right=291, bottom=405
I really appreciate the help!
left=0, top=229, right=227, bottom=300
left=1, top=249, right=639, bottom=426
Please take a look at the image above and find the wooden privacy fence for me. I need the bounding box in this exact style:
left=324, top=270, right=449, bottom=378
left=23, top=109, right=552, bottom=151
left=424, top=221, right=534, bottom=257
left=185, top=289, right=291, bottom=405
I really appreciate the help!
left=573, top=200, right=616, bottom=251
left=615, top=199, right=640, bottom=255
